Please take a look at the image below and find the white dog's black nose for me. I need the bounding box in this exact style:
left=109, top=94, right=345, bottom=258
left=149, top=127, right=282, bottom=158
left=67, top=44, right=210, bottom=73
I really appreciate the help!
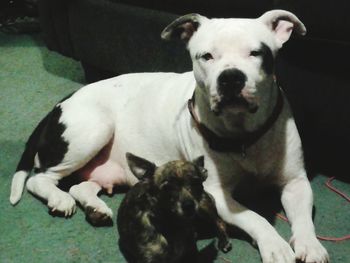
left=218, top=69, right=246, bottom=98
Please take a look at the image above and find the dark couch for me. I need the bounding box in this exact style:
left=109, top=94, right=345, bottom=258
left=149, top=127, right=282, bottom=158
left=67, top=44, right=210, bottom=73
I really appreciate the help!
left=37, top=0, right=350, bottom=180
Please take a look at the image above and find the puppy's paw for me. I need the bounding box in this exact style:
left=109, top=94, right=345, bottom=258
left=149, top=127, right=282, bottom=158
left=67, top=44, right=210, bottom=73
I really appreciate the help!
left=258, top=234, right=295, bottom=263
left=291, top=235, right=329, bottom=263
left=47, top=191, right=76, bottom=217
left=218, top=239, right=232, bottom=253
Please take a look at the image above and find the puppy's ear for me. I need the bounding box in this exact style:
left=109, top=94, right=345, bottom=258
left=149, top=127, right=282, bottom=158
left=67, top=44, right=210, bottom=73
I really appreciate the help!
left=126, top=153, right=156, bottom=180
left=193, top=155, right=208, bottom=181
left=192, top=155, right=205, bottom=168
left=161, top=13, right=207, bottom=43
left=258, top=10, right=306, bottom=47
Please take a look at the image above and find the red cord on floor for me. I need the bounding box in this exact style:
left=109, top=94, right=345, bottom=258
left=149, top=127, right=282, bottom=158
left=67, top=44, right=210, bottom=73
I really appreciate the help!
left=325, top=177, right=350, bottom=203
left=277, top=177, right=350, bottom=242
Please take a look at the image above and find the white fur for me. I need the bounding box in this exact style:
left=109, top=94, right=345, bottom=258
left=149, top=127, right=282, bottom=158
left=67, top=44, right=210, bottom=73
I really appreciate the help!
left=69, top=181, right=113, bottom=218
left=10, top=10, right=328, bottom=263
left=26, top=173, right=76, bottom=216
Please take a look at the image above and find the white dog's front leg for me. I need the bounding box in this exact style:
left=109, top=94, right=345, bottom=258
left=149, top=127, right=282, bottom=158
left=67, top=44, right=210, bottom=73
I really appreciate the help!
left=69, top=181, right=113, bottom=223
left=206, top=185, right=295, bottom=263
left=281, top=176, right=329, bottom=263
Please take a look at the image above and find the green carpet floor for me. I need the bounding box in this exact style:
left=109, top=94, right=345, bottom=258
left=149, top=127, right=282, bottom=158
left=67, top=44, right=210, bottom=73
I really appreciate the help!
left=0, top=32, right=349, bottom=263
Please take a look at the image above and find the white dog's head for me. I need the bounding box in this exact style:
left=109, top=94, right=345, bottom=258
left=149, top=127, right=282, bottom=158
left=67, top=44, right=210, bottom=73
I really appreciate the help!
left=162, top=10, right=306, bottom=115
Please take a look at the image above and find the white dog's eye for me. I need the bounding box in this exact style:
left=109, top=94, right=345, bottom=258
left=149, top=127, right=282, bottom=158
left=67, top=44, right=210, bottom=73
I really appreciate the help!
left=250, top=50, right=263, bottom=57
left=201, top=52, right=214, bottom=61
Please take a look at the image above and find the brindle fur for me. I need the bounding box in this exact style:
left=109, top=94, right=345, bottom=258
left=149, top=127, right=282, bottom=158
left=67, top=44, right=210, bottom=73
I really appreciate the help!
left=117, top=153, right=231, bottom=263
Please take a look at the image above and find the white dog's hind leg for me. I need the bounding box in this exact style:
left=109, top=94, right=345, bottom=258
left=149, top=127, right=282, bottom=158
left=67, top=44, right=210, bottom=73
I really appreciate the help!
left=25, top=104, right=115, bottom=217
left=281, top=176, right=329, bottom=263
left=69, top=181, right=113, bottom=225
left=206, top=185, right=295, bottom=263
left=26, top=172, right=76, bottom=216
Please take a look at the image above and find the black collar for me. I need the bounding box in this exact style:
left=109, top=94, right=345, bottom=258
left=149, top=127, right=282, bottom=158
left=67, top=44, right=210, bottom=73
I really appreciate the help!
left=188, top=88, right=284, bottom=155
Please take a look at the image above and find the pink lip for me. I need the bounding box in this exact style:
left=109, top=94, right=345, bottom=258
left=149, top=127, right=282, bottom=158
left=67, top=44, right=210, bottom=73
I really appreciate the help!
left=212, top=93, right=258, bottom=114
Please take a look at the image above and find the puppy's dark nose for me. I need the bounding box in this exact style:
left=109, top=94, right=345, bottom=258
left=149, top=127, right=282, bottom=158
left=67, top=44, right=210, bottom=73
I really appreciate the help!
left=181, top=200, right=196, bottom=217
left=218, top=69, right=247, bottom=98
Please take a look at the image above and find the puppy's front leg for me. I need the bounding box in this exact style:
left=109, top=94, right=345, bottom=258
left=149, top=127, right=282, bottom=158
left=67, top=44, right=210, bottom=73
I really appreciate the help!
left=198, top=192, right=232, bottom=253
left=206, top=184, right=295, bottom=263
left=182, top=241, right=199, bottom=263
left=281, top=175, right=329, bottom=263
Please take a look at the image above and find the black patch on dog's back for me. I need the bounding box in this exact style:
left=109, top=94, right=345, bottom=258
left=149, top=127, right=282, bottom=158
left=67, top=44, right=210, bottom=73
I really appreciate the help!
left=59, top=91, right=75, bottom=103
left=260, top=42, right=274, bottom=75
left=36, top=105, right=69, bottom=172
left=16, top=91, right=76, bottom=173
left=16, top=113, right=51, bottom=172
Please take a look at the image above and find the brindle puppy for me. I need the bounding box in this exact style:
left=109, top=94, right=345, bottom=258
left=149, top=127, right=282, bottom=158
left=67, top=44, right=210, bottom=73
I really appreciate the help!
left=117, top=153, right=232, bottom=263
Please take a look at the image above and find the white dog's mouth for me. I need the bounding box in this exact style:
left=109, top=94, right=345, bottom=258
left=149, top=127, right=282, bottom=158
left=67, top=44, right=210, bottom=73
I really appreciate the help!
left=211, top=93, right=258, bottom=115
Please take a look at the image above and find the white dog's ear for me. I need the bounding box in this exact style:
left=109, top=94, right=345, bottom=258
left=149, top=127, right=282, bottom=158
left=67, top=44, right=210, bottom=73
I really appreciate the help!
left=161, top=13, right=207, bottom=43
left=258, top=10, right=306, bottom=47
left=126, top=152, right=156, bottom=180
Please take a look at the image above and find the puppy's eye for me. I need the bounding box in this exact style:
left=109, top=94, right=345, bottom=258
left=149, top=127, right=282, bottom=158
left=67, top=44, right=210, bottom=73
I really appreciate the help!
left=201, top=52, right=213, bottom=61
left=160, top=181, right=168, bottom=189
left=201, top=168, right=208, bottom=180
left=250, top=50, right=263, bottom=57
left=160, top=181, right=174, bottom=191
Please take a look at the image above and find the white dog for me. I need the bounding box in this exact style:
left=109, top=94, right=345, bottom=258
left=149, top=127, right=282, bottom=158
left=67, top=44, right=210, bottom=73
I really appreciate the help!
left=10, top=10, right=329, bottom=263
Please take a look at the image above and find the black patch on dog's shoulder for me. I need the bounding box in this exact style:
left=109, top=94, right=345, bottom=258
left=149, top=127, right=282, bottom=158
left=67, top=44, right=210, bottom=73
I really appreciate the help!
left=37, top=105, right=69, bottom=172
left=260, top=42, right=274, bottom=75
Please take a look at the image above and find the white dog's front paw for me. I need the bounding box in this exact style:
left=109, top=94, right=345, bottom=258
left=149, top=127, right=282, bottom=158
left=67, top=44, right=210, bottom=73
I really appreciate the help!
left=47, top=191, right=76, bottom=217
left=258, top=234, right=295, bottom=263
left=291, top=235, right=329, bottom=263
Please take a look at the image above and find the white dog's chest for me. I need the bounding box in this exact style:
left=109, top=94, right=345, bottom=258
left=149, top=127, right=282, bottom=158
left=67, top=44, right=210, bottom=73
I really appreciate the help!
left=202, top=129, right=285, bottom=186
left=235, top=149, right=279, bottom=177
